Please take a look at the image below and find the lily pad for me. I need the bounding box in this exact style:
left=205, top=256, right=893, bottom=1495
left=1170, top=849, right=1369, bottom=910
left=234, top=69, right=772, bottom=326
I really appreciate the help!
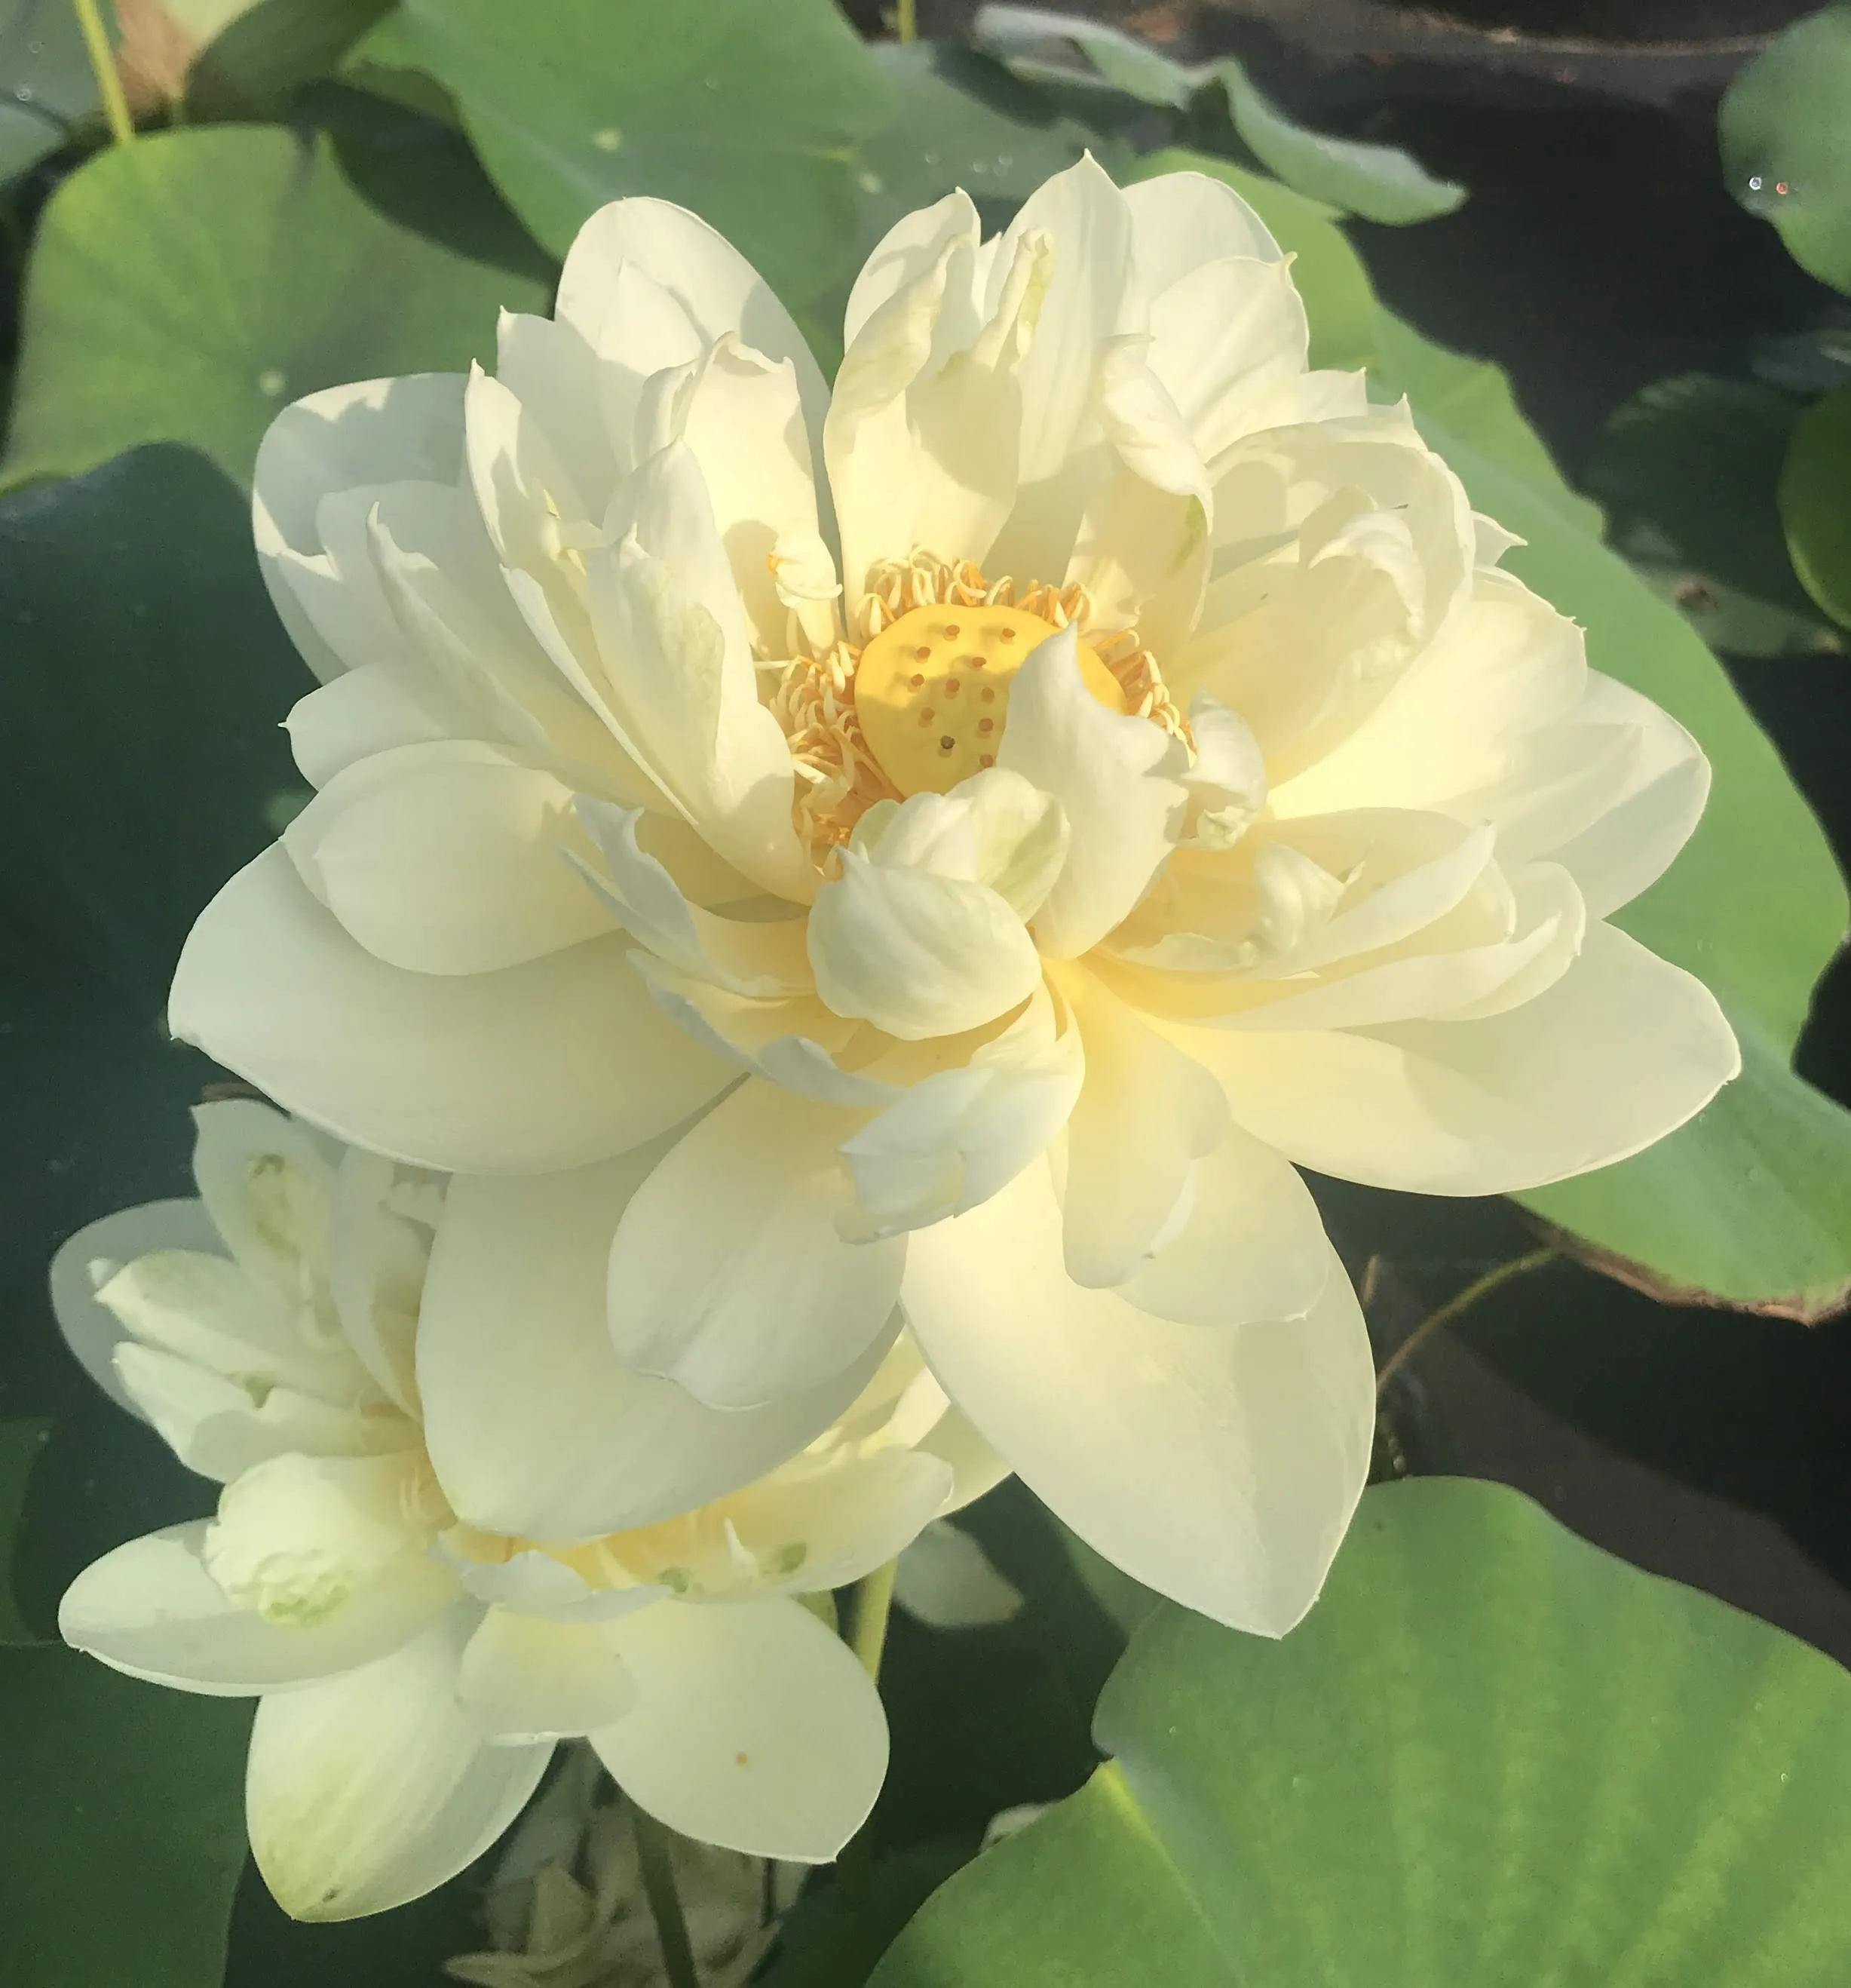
left=1589, top=373, right=1836, bottom=658
left=1721, top=3, right=1851, bottom=299
left=1781, top=378, right=1851, bottom=630
left=393, top=0, right=893, bottom=315
left=976, top=7, right=1463, bottom=224
left=0, top=1641, right=250, bottom=1988
left=1, top=120, right=550, bottom=491
left=872, top=1478, right=1851, bottom=1988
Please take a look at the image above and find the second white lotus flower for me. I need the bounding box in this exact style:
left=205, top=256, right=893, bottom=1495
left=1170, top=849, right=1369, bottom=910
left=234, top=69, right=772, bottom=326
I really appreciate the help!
left=170, top=158, right=1739, bottom=1636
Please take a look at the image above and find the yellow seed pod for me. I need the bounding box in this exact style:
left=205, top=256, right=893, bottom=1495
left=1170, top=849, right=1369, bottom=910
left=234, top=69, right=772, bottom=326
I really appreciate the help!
left=853, top=605, right=1127, bottom=797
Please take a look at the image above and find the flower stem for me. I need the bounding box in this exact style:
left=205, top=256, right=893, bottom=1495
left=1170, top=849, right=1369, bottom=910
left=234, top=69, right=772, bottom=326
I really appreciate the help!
left=70, top=0, right=135, bottom=146
left=850, top=1557, right=899, bottom=1680
left=896, top=0, right=918, bottom=44
left=1374, top=1247, right=1555, bottom=1398
left=631, top=1804, right=701, bottom=1988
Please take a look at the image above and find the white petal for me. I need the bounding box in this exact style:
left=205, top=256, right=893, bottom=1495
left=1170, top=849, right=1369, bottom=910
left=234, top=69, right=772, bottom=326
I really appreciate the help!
left=1060, top=969, right=1229, bottom=1289
left=556, top=198, right=829, bottom=449
left=584, top=446, right=812, bottom=901
left=49, top=1199, right=219, bottom=1413
left=575, top=799, right=813, bottom=996
left=642, top=336, right=826, bottom=652
left=59, top=1521, right=456, bottom=1694
left=1146, top=255, right=1308, bottom=462
left=283, top=741, right=614, bottom=975
left=591, top=1596, right=886, bottom=1861
left=1122, top=170, right=1283, bottom=294
left=188, top=1097, right=339, bottom=1298
left=997, top=626, right=1187, bottom=959
left=286, top=664, right=464, bottom=790
left=837, top=981, right=1084, bottom=1239
left=170, top=846, right=732, bottom=1174
left=253, top=375, right=466, bottom=683
left=725, top=1447, right=955, bottom=1594
left=844, top=189, right=982, bottom=351
left=893, top=1520, right=1024, bottom=1629
left=457, top=1609, right=638, bottom=1743
left=326, top=1146, right=439, bottom=1417
left=247, top=1611, right=552, bottom=1920
left=901, top=1166, right=1375, bottom=1635
left=1178, top=921, right=1741, bottom=1194
left=808, top=851, right=1043, bottom=1042
left=606, top=1082, right=906, bottom=1410
left=421, top=1153, right=906, bottom=1539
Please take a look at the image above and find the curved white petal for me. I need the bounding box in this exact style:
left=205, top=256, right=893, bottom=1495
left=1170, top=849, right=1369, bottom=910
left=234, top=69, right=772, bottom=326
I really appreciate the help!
left=556, top=197, right=829, bottom=448
left=283, top=741, right=614, bottom=975
left=590, top=1596, right=887, bottom=1861
left=59, top=1522, right=457, bottom=1695
left=808, top=851, right=1043, bottom=1042
left=1147, top=254, right=1308, bottom=463
left=49, top=1199, right=219, bottom=1413
left=457, top=1609, right=638, bottom=1743
left=997, top=627, right=1187, bottom=959
left=1177, top=921, right=1741, bottom=1195
left=1061, top=969, right=1229, bottom=1289
left=421, top=1154, right=905, bottom=1540
left=1122, top=170, right=1283, bottom=295
left=900, top=1166, right=1375, bottom=1635
left=606, top=1082, right=906, bottom=1410
left=286, top=664, right=467, bottom=789
left=247, top=1611, right=551, bottom=1920
left=729, top=1448, right=955, bottom=1594
left=837, top=981, right=1084, bottom=1240
left=253, top=375, right=466, bottom=683
left=170, top=846, right=732, bottom=1174
left=894, top=1520, right=1024, bottom=1630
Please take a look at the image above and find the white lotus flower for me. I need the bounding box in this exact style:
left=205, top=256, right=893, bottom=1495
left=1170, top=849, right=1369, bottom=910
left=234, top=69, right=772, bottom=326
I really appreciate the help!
left=53, top=1101, right=998, bottom=1919
left=171, top=158, right=1738, bottom=1636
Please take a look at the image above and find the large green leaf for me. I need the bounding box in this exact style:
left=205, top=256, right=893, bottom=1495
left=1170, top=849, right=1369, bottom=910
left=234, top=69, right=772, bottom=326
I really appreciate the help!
left=872, top=1477, right=1851, bottom=1987
left=1, top=118, right=550, bottom=489
left=1781, top=378, right=1851, bottom=630
left=1588, top=373, right=1837, bottom=658
left=393, top=0, right=893, bottom=314
left=0, top=1642, right=250, bottom=1986
left=976, top=8, right=1463, bottom=223
left=1137, top=148, right=1851, bottom=1312
left=1720, top=3, right=1851, bottom=299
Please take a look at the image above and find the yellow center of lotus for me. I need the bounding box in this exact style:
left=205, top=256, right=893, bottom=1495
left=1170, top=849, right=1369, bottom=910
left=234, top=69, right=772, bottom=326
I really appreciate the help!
left=853, top=604, right=1129, bottom=798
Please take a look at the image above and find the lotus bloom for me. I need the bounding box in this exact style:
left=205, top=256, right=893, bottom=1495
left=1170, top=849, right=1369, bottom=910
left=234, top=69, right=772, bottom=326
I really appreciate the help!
left=172, top=158, right=1738, bottom=1636
left=54, top=1103, right=995, bottom=1917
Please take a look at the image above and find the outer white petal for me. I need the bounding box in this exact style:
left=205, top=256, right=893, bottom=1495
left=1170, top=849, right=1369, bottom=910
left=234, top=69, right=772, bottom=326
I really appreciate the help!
left=555, top=197, right=829, bottom=446
left=1122, top=170, right=1283, bottom=293
left=844, top=189, right=982, bottom=350
left=286, top=664, right=465, bottom=790
left=1061, top=969, right=1230, bottom=1289
left=1177, top=921, right=1741, bottom=1195
left=247, top=1612, right=552, bottom=1920
left=901, top=1166, right=1375, bottom=1635
left=606, top=1083, right=906, bottom=1410
left=283, top=741, right=614, bottom=975
left=1544, top=672, right=1711, bottom=917
left=50, top=1199, right=219, bottom=1413
left=253, top=375, right=466, bottom=683
left=997, top=627, right=1187, bottom=959
left=457, top=1609, right=639, bottom=1744
left=1146, top=254, right=1308, bottom=463
left=808, top=851, right=1043, bottom=1042
left=728, top=1448, right=955, bottom=1594
left=421, top=1154, right=904, bottom=1540
left=590, top=1596, right=887, bottom=1861
left=170, top=846, right=732, bottom=1174
left=59, top=1522, right=457, bottom=1695
left=893, top=1520, right=1024, bottom=1629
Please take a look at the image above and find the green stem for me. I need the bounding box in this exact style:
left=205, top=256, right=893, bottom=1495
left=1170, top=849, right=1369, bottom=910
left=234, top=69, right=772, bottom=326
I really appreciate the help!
left=631, top=1804, right=701, bottom=1988
left=896, top=0, right=918, bottom=44
left=71, top=0, right=135, bottom=146
left=1374, top=1247, right=1555, bottom=1398
left=850, top=1557, right=899, bottom=1680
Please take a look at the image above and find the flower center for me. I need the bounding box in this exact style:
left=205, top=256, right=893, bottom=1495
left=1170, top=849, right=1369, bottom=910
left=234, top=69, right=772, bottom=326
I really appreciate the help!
left=853, top=603, right=1128, bottom=799
left=775, top=551, right=1185, bottom=861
